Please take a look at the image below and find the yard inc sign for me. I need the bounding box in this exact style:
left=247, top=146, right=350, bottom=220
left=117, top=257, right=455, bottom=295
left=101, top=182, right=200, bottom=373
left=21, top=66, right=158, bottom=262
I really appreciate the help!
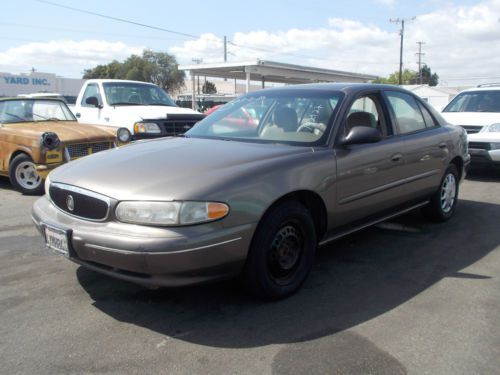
left=3, top=75, right=50, bottom=86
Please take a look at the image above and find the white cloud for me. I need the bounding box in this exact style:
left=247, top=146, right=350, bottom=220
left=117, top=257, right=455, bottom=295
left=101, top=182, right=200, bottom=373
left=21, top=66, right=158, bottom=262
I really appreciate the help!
left=170, top=0, right=500, bottom=85
left=373, top=0, right=396, bottom=6
left=0, top=40, right=143, bottom=77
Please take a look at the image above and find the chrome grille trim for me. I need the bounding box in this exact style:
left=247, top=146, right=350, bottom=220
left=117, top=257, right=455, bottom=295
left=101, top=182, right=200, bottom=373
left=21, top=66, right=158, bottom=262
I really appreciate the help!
left=49, top=182, right=112, bottom=222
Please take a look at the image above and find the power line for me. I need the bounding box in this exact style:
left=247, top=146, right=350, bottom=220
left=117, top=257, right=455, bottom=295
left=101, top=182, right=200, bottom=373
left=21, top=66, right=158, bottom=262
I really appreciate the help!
left=35, top=0, right=199, bottom=39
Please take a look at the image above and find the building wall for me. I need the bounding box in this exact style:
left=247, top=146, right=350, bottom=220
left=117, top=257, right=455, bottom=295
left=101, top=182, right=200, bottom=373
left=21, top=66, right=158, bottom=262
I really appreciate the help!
left=0, top=71, right=85, bottom=98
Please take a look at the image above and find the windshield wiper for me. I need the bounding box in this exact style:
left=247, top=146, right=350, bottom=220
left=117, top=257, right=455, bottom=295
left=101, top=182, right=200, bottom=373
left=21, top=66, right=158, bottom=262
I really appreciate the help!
left=5, top=112, right=27, bottom=121
left=147, top=102, right=174, bottom=106
left=110, top=102, right=142, bottom=106
left=33, top=113, right=59, bottom=121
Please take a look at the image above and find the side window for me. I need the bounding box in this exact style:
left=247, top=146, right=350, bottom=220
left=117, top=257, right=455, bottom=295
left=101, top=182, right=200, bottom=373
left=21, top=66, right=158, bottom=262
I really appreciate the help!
left=346, top=95, right=390, bottom=137
left=418, top=102, right=437, bottom=128
left=386, top=91, right=426, bottom=134
left=81, top=84, right=101, bottom=107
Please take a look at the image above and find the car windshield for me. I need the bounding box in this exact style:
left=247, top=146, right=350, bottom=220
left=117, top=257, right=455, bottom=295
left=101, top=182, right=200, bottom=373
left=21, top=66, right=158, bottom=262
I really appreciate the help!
left=103, top=82, right=177, bottom=106
left=0, top=99, right=76, bottom=123
left=186, top=89, right=343, bottom=146
left=443, top=90, right=500, bottom=113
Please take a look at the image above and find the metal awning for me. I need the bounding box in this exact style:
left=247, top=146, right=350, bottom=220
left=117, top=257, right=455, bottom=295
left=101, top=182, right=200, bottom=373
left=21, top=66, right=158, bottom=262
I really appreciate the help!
left=179, top=59, right=377, bottom=109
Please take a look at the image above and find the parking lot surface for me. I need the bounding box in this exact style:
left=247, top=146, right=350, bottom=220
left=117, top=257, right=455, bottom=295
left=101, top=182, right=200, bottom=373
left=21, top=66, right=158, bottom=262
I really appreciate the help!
left=0, top=171, right=499, bottom=375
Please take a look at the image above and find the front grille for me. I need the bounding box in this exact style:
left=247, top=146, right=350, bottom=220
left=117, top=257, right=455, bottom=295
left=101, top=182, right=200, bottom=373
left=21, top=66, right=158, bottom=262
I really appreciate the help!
left=66, top=142, right=112, bottom=159
left=460, top=125, right=482, bottom=134
left=161, top=119, right=199, bottom=136
left=49, top=183, right=110, bottom=221
left=468, top=142, right=491, bottom=150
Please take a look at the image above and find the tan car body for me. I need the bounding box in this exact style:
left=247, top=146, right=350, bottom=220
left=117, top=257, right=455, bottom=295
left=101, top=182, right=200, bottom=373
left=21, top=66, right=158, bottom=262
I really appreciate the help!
left=0, top=120, right=119, bottom=179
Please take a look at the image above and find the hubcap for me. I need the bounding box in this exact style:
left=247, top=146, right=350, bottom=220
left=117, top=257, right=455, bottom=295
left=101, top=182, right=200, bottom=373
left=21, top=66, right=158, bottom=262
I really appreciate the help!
left=15, top=161, right=42, bottom=190
left=268, top=223, right=304, bottom=283
left=440, top=173, right=456, bottom=213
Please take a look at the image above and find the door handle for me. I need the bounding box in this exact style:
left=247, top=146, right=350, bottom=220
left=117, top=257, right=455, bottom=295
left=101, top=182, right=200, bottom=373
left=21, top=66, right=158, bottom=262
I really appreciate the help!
left=439, top=142, right=447, bottom=149
left=391, top=153, right=403, bottom=162
left=75, top=112, right=81, bottom=118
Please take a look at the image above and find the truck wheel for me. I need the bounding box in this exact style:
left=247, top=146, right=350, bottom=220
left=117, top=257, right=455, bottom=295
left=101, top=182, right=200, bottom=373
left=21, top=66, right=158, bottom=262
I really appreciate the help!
left=242, top=201, right=317, bottom=300
left=422, top=164, right=459, bottom=222
left=9, top=154, right=44, bottom=195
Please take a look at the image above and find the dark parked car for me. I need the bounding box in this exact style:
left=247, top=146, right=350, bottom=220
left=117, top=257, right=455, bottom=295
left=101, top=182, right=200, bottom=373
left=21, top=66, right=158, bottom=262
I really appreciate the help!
left=32, top=83, right=470, bottom=299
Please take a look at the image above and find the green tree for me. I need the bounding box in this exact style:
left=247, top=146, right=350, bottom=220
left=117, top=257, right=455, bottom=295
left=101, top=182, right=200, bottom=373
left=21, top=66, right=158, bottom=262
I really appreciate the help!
left=202, top=81, right=217, bottom=94
left=374, top=65, right=439, bottom=86
left=82, top=50, right=185, bottom=93
left=373, top=69, right=418, bottom=85
left=421, top=65, right=439, bottom=86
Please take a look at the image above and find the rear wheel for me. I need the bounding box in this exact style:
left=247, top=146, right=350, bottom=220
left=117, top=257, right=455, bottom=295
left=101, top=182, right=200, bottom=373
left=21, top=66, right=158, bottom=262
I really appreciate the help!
left=9, top=154, right=44, bottom=195
left=242, top=201, right=316, bottom=300
left=422, top=164, right=459, bottom=222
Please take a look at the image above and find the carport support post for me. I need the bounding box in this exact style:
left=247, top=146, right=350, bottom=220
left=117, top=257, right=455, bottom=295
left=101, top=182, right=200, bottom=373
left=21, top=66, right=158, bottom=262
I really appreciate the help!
left=191, top=72, right=196, bottom=110
left=262, top=77, right=265, bottom=89
left=245, top=71, right=250, bottom=93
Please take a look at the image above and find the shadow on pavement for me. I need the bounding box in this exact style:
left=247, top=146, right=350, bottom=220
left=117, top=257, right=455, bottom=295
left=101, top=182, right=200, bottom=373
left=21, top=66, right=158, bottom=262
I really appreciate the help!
left=76, top=199, right=499, bottom=349
left=0, top=176, right=14, bottom=191
left=466, top=168, right=500, bottom=182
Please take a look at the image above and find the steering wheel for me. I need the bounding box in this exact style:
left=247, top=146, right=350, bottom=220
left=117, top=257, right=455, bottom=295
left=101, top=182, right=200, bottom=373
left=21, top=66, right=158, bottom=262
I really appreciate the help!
left=296, top=122, right=326, bottom=135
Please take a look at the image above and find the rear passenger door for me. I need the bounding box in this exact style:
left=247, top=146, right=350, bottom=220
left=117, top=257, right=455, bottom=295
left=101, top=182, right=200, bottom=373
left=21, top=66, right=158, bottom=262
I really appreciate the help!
left=383, top=90, right=448, bottom=200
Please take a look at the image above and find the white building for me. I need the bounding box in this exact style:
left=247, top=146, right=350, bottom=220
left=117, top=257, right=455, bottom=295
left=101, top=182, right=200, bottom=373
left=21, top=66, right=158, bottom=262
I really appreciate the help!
left=0, top=71, right=85, bottom=101
left=402, top=85, right=465, bottom=111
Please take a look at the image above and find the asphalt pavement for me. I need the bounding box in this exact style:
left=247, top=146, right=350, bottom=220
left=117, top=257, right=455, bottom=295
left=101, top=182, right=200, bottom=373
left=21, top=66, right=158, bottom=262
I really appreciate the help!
left=0, top=170, right=499, bottom=375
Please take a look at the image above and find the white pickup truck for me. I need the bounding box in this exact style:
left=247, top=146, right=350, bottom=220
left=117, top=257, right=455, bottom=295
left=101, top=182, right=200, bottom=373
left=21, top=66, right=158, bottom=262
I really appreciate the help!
left=73, top=79, right=205, bottom=140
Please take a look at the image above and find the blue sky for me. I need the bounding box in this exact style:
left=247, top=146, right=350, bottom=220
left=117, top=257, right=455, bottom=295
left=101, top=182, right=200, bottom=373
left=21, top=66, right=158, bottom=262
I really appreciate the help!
left=0, top=0, right=499, bottom=85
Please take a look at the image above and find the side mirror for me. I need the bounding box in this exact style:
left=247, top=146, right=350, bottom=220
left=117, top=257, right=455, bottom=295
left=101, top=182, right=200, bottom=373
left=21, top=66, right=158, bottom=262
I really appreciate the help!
left=85, top=96, right=101, bottom=108
left=340, top=126, right=382, bottom=145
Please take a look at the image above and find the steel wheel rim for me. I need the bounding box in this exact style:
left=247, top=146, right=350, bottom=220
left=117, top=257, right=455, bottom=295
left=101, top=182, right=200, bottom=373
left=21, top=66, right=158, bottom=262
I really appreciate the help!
left=267, top=222, right=304, bottom=285
left=440, top=173, right=456, bottom=213
left=15, top=161, right=42, bottom=190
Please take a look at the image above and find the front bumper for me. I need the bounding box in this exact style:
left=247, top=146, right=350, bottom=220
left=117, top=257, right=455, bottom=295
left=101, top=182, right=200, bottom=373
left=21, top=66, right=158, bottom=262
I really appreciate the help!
left=468, top=148, right=500, bottom=166
left=32, top=196, right=254, bottom=287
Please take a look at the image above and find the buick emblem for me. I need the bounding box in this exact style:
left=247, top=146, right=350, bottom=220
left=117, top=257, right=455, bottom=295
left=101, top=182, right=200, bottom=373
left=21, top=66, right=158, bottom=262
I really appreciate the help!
left=66, top=195, right=75, bottom=212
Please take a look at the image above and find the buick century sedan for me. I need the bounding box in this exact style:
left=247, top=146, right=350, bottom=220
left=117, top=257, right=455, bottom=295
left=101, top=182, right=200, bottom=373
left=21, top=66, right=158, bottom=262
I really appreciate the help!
left=32, top=84, right=470, bottom=299
left=0, top=97, right=130, bottom=194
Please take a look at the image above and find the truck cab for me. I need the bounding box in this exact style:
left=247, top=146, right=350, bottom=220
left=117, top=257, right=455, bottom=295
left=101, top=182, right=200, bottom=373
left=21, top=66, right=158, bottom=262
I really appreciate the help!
left=73, top=79, right=205, bottom=140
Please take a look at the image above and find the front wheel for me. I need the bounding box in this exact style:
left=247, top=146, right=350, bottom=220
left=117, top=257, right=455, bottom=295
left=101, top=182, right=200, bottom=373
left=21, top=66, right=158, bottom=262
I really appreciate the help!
left=9, top=154, right=44, bottom=195
left=242, top=201, right=317, bottom=300
left=422, top=164, right=459, bottom=222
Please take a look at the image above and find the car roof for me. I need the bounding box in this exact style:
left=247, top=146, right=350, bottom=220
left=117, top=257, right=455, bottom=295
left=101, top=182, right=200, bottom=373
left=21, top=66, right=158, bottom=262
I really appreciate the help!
left=0, top=97, right=66, bottom=103
left=245, top=82, right=412, bottom=96
left=458, top=85, right=500, bottom=93
left=86, top=79, right=158, bottom=86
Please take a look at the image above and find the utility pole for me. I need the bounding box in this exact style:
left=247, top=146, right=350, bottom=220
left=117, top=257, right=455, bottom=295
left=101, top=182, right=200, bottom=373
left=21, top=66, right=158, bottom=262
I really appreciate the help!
left=390, top=17, right=415, bottom=85
left=416, top=41, right=425, bottom=84
left=224, top=36, right=227, bottom=62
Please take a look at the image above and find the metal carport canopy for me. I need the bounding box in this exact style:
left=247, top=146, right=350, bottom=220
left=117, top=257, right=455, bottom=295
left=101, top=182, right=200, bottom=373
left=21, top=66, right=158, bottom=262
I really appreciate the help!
left=179, top=59, right=377, bottom=108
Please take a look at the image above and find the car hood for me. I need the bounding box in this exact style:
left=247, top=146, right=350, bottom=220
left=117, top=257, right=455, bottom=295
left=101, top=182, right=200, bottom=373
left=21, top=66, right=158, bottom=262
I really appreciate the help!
left=49, top=137, right=312, bottom=201
left=467, top=131, right=500, bottom=142
left=109, top=105, right=202, bottom=120
left=1, top=121, right=115, bottom=142
left=440, top=112, right=500, bottom=126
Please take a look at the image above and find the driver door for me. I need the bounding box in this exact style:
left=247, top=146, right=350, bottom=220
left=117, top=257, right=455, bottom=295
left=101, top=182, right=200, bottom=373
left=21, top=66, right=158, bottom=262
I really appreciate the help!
left=333, top=92, right=410, bottom=227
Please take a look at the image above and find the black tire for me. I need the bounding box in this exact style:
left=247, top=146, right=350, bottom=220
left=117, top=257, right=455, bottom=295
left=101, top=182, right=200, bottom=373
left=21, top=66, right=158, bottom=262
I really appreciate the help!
left=422, top=164, right=459, bottom=222
left=242, top=201, right=317, bottom=300
left=8, top=154, right=44, bottom=195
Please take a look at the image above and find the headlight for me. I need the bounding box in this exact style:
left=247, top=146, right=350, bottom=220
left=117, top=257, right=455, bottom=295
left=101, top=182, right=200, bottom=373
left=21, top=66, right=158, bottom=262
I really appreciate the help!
left=133, top=122, right=161, bottom=134
left=40, top=132, right=60, bottom=150
left=115, top=201, right=229, bottom=226
left=117, top=127, right=131, bottom=143
left=480, top=123, right=500, bottom=133
left=490, top=142, right=500, bottom=150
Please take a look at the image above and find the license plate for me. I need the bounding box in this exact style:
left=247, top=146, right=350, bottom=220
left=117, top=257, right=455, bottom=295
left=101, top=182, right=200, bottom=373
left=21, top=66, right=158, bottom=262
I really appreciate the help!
left=44, top=225, right=69, bottom=257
